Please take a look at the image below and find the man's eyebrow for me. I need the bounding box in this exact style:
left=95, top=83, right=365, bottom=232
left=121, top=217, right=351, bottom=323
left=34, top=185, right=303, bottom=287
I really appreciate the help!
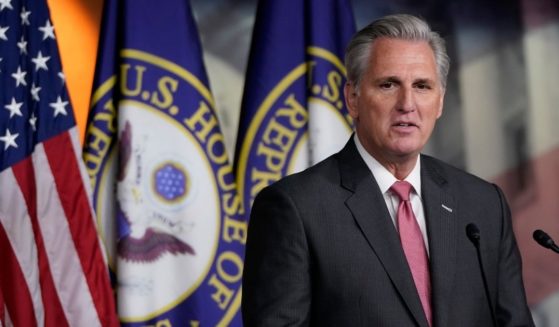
left=413, top=78, right=436, bottom=84
left=374, top=76, right=401, bottom=83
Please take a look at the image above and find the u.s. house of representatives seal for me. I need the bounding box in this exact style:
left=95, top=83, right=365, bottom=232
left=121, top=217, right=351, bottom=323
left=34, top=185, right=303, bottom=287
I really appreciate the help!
left=84, top=49, right=244, bottom=326
left=236, top=46, right=353, bottom=210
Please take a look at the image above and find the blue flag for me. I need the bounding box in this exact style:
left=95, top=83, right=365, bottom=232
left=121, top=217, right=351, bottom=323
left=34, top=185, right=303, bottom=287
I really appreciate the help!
left=234, top=0, right=356, bottom=216
left=83, top=1, right=244, bottom=326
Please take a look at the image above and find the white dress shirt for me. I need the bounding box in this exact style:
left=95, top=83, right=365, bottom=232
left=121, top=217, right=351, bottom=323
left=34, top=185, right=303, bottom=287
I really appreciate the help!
left=353, top=134, right=430, bottom=254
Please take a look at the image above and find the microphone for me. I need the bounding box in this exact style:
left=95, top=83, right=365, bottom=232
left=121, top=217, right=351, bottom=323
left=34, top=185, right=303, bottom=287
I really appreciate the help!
left=466, top=223, right=480, bottom=246
left=533, top=229, right=559, bottom=254
left=466, top=223, right=497, bottom=327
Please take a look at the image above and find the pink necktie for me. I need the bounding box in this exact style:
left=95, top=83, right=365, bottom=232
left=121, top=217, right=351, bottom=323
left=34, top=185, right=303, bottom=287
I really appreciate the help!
left=391, top=181, right=432, bottom=326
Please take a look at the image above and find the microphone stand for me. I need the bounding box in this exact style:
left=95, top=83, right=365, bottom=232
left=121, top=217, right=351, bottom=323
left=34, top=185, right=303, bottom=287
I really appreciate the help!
left=466, top=223, right=498, bottom=327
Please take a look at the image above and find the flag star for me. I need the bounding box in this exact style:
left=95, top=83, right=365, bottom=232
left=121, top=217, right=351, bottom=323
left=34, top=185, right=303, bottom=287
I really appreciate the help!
left=58, top=72, right=65, bottom=83
left=5, top=97, right=23, bottom=118
left=11, top=66, right=27, bottom=87
left=49, top=96, right=68, bottom=117
left=0, top=25, right=8, bottom=41
left=17, top=36, right=27, bottom=54
left=0, top=129, right=18, bottom=150
left=20, top=6, right=31, bottom=25
left=32, top=51, right=50, bottom=71
left=0, top=0, right=13, bottom=11
left=0, top=57, right=2, bottom=72
left=39, top=20, right=55, bottom=40
left=31, top=83, right=41, bottom=101
left=29, top=112, right=37, bottom=131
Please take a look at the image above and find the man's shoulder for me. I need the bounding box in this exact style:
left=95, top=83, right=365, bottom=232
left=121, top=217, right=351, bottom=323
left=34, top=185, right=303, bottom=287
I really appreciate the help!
left=421, top=154, right=497, bottom=192
left=271, top=152, right=341, bottom=191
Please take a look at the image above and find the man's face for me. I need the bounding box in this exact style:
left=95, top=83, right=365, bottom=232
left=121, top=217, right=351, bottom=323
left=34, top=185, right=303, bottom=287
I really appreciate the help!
left=345, top=37, right=444, bottom=165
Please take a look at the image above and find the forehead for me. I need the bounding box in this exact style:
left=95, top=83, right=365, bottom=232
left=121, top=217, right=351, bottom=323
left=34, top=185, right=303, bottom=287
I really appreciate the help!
left=367, top=38, right=438, bottom=78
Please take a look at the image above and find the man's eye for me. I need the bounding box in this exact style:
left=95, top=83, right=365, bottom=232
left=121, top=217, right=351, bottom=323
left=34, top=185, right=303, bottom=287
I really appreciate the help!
left=380, top=82, right=394, bottom=89
left=415, top=83, right=431, bottom=90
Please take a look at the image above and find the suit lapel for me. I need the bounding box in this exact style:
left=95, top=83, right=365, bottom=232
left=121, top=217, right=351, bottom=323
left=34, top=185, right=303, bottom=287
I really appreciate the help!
left=338, top=140, right=430, bottom=327
left=421, top=155, right=457, bottom=327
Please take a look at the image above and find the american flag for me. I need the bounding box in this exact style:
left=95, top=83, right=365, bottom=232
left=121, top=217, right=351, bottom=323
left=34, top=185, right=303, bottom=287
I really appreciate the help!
left=0, top=0, right=118, bottom=326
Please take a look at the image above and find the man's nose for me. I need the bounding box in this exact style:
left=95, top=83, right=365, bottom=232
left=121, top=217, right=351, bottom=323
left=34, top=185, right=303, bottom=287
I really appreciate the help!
left=397, top=87, right=416, bottom=112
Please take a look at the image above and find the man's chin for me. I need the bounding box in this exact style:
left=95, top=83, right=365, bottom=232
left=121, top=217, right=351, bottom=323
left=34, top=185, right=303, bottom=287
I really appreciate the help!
left=389, top=144, right=423, bottom=158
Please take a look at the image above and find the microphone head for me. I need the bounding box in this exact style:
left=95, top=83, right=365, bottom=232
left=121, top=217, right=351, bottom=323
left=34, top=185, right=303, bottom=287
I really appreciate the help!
left=533, top=229, right=554, bottom=249
left=466, top=223, right=481, bottom=246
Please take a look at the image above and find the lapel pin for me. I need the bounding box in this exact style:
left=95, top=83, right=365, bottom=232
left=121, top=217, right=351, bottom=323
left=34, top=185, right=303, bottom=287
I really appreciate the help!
left=441, top=204, right=453, bottom=213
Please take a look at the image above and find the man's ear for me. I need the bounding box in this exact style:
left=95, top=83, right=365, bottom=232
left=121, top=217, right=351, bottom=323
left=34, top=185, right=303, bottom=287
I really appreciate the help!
left=436, top=88, right=445, bottom=119
left=344, top=82, right=359, bottom=119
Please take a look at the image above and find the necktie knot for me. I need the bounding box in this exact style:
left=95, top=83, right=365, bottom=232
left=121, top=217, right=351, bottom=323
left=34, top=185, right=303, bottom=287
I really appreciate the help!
left=391, top=181, right=412, bottom=202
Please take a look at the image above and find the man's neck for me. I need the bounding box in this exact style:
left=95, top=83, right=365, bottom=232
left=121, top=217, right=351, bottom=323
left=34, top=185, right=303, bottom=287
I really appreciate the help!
left=379, top=157, right=418, bottom=180
left=353, top=133, right=420, bottom=181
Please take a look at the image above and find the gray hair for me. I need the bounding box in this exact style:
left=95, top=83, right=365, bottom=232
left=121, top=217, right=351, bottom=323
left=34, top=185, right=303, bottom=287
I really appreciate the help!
left=345, top=14, right=450, bottom=89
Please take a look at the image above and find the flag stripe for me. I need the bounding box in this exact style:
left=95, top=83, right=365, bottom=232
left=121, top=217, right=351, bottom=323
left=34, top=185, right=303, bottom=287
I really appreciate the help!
left=46, top=130, right=117, bottom=326
left=37, top=132, right=108, bottom=327
left=69, top=128, right=110, bottom=264
left=28, top=141, right=90, bottom=327
left=12, top=156, right=71, bottom=327
left=0, top=224, right=37, bottom=326
left=0, top=170, right=40, bottom=326
left=69, top=128, right=96, bottom=218
left=4, top=309, right=12, bottom=327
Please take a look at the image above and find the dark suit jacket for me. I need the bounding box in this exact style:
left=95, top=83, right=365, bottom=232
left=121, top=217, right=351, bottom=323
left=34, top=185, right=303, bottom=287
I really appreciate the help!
left=242, top=138, right=534, bottom=327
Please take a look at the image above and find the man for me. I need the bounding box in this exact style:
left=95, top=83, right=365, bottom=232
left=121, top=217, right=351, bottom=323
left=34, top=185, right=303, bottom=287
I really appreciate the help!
left=242, top=14, right=534, bottom=326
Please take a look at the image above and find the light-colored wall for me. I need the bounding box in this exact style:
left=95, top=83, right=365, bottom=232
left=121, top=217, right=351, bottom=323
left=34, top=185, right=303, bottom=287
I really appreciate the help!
left=524, top=21, right=559, bottom=157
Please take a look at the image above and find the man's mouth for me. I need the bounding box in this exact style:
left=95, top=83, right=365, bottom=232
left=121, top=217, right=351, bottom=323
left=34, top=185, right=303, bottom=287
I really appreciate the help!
left=394, top=122, right=417, bottom=127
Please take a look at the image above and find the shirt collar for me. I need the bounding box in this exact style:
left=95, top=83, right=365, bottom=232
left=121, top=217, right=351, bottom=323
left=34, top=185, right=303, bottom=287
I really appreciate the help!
left=353, top=134, right=422, bottom=196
